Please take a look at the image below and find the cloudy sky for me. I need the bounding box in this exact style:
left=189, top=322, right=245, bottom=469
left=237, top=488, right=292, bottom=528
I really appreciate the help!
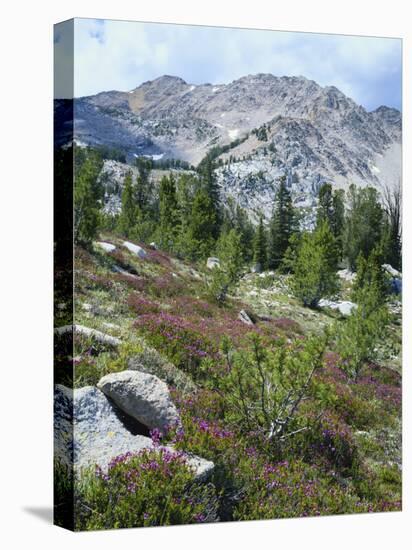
left=55, top=18, right=402, bottom=111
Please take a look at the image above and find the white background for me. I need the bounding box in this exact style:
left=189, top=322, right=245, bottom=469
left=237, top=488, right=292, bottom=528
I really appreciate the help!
left=0, top=0, right=410, bottom=548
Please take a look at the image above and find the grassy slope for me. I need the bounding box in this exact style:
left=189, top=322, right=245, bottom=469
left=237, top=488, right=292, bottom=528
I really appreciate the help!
left=61, top=232, right=402, bottom=522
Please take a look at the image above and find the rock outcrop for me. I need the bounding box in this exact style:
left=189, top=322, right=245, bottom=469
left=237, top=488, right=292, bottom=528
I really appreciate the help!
left=54, top=384, right=214, bottom=479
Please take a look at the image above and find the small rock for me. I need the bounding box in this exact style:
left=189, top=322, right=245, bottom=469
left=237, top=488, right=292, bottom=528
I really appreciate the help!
left=96, top=241, right=116, bottom=253
left=318, top=299, right=357, bottom=316
left=123, top=241, right=147, bottom=259
left=337, top=268, right=356, bottom=282
left=97, top=370, right=180, bottom=431
left=251, top=263, right=262, bottom=273
left=238, top=309, right=254, bottom=325
left=207, top=257, right=220, bottom=269
left=112, top=264, right=137, bottom=278
left=390, top=278, right=402, bottom=295
left=382, top=264, right=401, bottom=278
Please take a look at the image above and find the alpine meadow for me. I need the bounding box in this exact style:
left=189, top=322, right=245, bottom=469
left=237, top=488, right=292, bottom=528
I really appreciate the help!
left=54, top=19, right=402, bottom=531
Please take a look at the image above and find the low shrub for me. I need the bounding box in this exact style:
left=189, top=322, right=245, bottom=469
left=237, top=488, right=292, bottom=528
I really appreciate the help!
left=134, top=312, right=220, bottom=377
left=233, top=458, right=368, bottom=520
left=75, top=448, right=218, bottom=530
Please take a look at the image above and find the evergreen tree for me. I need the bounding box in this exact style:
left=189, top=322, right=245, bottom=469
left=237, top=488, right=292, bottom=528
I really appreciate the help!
left=344, top=185, right=385, bottom=269
left=317, top=184, right=345, bottom=259
left=134, top=157, right=152, bottom=211
left=317, top=183, right=334, bottom=227
left=209, top=229, right=244, bottom=304
left=159, top=174, right=179, bottom=251
left=118, top=171, right=137, bottom=237
left=221, top=198, right=255, bottom=263
left=186, top=187, right=217, bottom=261
left=198, top=154, right=221, bottom=239
left=352, top=246, right=388, bottom=305
left=74, top=150, right=104, bottom=245
left=291, top=221, right=339, bottom=308
left=269, top=176, right=296, bottom=269
left=382, top=182, right=402, bottom=270
left=175, top=173, right=196, bottom=258
left=253, top=216, right=268, bottom=270
left=336, top=282, right=389, bottom=381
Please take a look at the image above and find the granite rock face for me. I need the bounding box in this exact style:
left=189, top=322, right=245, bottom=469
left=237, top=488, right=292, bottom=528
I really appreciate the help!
left=54, top=384, right=213, bottom=479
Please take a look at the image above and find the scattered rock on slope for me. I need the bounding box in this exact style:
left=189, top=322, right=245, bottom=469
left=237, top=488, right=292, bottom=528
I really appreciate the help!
left=96, top=241, right=116, bottom=253
left=318, top=299, right=357, bottom=316
left=238, top=309, right=255, bottom=325
left=123, top=241, right=147, bottom=258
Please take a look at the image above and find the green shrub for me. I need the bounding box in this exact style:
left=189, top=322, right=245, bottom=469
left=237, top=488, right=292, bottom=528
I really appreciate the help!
left=219, top=332, right=329, bottom=442
left=335, top=285, right=389, bottom=381
left=290, top=221, right=339, bottom=308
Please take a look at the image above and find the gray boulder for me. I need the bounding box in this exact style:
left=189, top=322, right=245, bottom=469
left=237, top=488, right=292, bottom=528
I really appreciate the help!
left=206, top=257, right=220, bottom=270
left=123, top=241, right=147, bottom=259
left=318, top=299, right=357, bottom=316
left=97, top=370, right=180, bottom=431
left=337, top=268, right=356, bottom=282
left=382, top=263, right=401, bottom=278
left=54, top=385, right=213, bottom=479
left=96, top=241, right=116, bottom=253
left=238, top=309, right=254, bottom=325
left=251, top=263, right=262, bottom=273
left=55, top=385, right=154, bottom=472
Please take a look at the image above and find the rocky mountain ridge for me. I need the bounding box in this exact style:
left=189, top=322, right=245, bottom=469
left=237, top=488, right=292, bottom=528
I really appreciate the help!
left=56, top=73, right=401, bottom=221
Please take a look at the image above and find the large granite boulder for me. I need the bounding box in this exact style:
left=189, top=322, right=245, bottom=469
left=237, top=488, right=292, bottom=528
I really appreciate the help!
left=54, top=385, right=213, bottom=479
left=97, top=370, right=180, bottom=431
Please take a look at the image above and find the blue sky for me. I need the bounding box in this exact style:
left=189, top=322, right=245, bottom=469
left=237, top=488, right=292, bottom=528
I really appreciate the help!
left=55, top=18, right=402, bottom=111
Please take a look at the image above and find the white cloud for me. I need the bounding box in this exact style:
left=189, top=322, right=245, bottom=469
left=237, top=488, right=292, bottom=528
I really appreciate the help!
left=70, top=18, right=401, bottom=110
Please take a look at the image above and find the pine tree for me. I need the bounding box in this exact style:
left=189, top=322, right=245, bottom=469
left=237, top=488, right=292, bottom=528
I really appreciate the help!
left=269, top=176, right=296, bottom=269
left=198, top=154, right=221, bottom=239
left=291, top=221, right=339, bottom=308
left=134, top=157, right=152, bottom=211
left=186, top=187, right=217, bottom=261
left=159, top=174, right=179, bottom=251
left=317, top=183, right=345, bottom=260
left=344, top=185, right=385, bottom=269
left=74, top=150, right=104, bottom=245
left=118, top=171, right=137, bottom=237
left=352, top=246, right=388, bottom=306
left=336, top=282, right=389, bottom=381
left=317, top=183, right=334, bottom=227
left=382, top=182, right=402, bottom=271
left=253, top=216, right=268, bottom=270
left=209, top=229, right=244, bottom=304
